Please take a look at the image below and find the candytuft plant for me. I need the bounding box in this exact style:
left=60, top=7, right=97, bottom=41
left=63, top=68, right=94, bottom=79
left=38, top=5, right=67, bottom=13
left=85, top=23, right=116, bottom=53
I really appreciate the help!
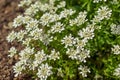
left=7, top=0, right=120, bottom=80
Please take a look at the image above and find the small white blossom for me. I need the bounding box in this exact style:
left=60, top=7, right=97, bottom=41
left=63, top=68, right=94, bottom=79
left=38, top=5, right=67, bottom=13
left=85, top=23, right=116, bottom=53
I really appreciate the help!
left=49, top=22, right=64, bottom=34
left=13, top=61, right=25, bottom=77
left=22, top=38, right=32, bottom=46
left=78, top=65, right=90, bottom=77
left=78, top=26, right=94, bottom=40
left=66, top=48, right=78, bottom=60
left=8, top=47, right=17, bottom=57
left=69, top=11, right=87, bottom=26
left=57, top=68, right=64, bottom=77
left=37, top=63, right=53, bottom=80
left=16, top=30, right=27, bottom=42
left=19, top=47, right=34, bottom=63
left=24, top=3, right=39, bottom=16
left=33, top=50, right=47, bottom=69
left=13, top=15, right=23, bottom=28
left=29, top=28, right=43, bottom=40
left=57, top=1, right=66, bottom=8
left=40, top=12, right=52, bottom=26
left=60, top=9, right=76, bottom=19
left=49, top=49, right=60, bottom=61
left=110, top=23, right=120, bottom=35
left=77, top=49, right=90, bottom=63
left=25, top=19, right=39, bottom=31
left=75, top=38, right=88, bottom=49
left=6, top=31, right=17, bottom=42
left=18, top=0, right=33, bottom=7
left=93, top=0, right=107, bottom=3
left=61, top=34, right=76, bottom=48
left=112, top=45, right=120, bottom=55
left=113, top=64, right=120, bottom=77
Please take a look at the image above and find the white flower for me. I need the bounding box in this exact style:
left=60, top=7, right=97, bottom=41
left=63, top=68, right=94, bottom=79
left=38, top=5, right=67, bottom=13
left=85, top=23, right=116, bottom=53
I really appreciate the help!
left=6, top=31, right=17, bottom=42
left=113, top=64, right=120, bottom=77
left=60, top=9, right=76, bottom=19
left=33, top=50, right=47, bottom=68
left=69, top=11, right=87, bottom=26
left=18, top=0, right=33, bottom=7
left=61, top=34, right=76, bottom=48
left=37, top=63, right=53, bottom=80
left=22, top=38, right=32, bottom=46
left=93, top=0, right=107, bottom=3
left=13, top=61, right=25, bottom=77
left=57, top=68, right=64, bottom=77
left=49, top=49, right=60, bottom=61
left=112, top=45, right=120, bottom=55
left=57, top=1, right=66, bottom=8
left=19, top=47, right=34, bottom=63
left=66, top=48, right=78, bottom=60
left=40, top=12, right=52, bottom=26
left=75, top=38, right=88, bottom=49
left=110, top=23, right=120, bottom=35
left=77, top=49, right=90, bottom=63
left=78, top=65, right=90, bottom=77
left=78, top=26, right=94, bottom=40
left=24, top=3, right=39, bottom=16
left=50, top=22, right=64, bottom=33
left=25, top=19, right=39, bottom=31
left=16, top=30, right=27, bottom=42
left=29, top=28, right=43, bottom=40
left=13, top=15, right=23, bottom=28
left=8, top=47, right=17, bottom=57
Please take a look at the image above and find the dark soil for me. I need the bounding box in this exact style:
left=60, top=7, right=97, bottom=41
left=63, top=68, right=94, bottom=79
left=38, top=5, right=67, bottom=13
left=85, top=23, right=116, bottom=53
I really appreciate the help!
left=0, top=0, right=31, bottom=80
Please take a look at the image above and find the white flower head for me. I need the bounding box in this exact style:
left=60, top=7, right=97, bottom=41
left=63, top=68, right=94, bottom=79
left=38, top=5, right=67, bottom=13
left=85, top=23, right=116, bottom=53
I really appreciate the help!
left=6, top=31, right=17, bottom=42
left=49, top=49, right=60, bottom=61
left=61, top=34, right=76, bottom=48
left=37, top=63, right=53, bottom=80
left=13, top=61, right=25, bottom=77
left=13, top=15, right=23, bottom=28
left=77, top=49, right=90, bottom=63
left=8, top=47, right=17, bottom=57
left=50, top=22, right=64, bottom=34
left=78, top=65, right=90, bottom=77
left=33, top=50, right=47, bottom=68
left=112, top=45, right=120, bottom=55
left=78, top=26, right=94, bottom=40
left=66, top=48, right=78, bottom=60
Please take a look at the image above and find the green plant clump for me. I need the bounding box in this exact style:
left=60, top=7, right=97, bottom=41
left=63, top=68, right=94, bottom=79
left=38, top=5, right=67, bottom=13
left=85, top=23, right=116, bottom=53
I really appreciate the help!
left=7, top=0, right=120, bottom=80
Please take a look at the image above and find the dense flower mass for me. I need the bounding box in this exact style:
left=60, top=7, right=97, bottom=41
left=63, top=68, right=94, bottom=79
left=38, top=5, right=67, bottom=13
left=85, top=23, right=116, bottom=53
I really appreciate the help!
left=7, top=0, right=120, bottom=79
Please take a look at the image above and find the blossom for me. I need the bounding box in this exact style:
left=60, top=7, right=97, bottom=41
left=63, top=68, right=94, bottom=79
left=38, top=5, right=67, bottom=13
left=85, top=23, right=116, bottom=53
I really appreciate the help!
left=113, top=64, right=120, bottom=77
left=110, top=23, right=120, bottom=35
left=112, top=45, right=120, bottom=55
left=37, top=63, right=53, bottom=80
left=29, top=28, right=43, bottom=40
left=78, top=26, right=94, bottom=40
left=13, top=15, right=23, bottom=28
left=19, top=47, right=34, bottom=63
left=33, top=50, right=47, bottom=69
left=25, top=19, right=39, bottom=31
left=49, top=22, right=64, bottom=33
left=8, top=47, right=17, bottom=57
left=78, top=65, right=90, bottom=77
left=16, top=30, right=27, bottom=42
left=13, top=61, right=25, bottom=77
left=61, top=34, right=76, bottom=48
left=6, top=31, right=17, bottom=42
left=48, top=49, right=60, bottom=61
left=69, top=11, right=87, bottom=26
left=66, top=48, right=78, bottom=60
left=77, top=49, right=90, bottom=63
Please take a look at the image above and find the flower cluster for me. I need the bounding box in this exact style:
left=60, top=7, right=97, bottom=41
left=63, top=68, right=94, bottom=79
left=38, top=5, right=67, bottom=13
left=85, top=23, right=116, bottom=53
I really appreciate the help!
left=7, top=0, right=120, bottom=79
